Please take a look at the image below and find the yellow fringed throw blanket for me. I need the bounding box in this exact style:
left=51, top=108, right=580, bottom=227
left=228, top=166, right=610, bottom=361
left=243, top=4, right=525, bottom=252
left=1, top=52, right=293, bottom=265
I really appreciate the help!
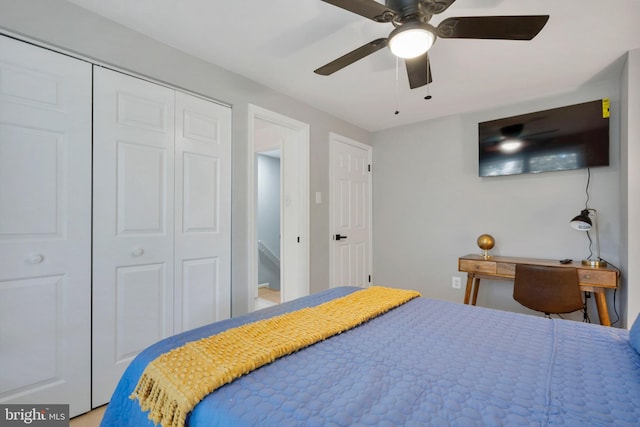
left=130, top=286, right=420, bottom=427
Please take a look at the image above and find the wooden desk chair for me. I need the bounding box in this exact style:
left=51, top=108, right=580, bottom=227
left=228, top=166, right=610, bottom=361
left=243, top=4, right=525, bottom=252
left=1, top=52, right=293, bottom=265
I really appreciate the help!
left=513, top=264, right=584, bottom=317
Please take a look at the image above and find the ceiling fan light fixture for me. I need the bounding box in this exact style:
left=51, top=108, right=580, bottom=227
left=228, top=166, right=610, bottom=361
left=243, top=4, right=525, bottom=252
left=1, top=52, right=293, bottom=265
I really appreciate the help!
left=388, top=23, right=435, bottom=59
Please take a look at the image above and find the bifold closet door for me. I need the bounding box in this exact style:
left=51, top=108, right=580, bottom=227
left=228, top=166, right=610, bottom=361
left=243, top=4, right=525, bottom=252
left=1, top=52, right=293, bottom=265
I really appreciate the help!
left=92, top=67, right=176, bottom=406
left=0, top=36, right=92, bottom=416
left=174, top=92, right=231, bottom=332
left=92, top=68, right=233, bottom=406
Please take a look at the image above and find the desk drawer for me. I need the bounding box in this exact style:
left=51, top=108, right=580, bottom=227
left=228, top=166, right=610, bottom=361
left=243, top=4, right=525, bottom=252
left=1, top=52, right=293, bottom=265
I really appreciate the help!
left=496, top=262, right=515, bottom=277
left=459, top=259, right=496, bottom=275
left=578, top=269, right=617, bottom=287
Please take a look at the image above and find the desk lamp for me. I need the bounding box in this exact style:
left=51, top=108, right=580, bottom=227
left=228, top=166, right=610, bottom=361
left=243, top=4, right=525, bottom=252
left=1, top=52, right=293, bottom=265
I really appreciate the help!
left=570, top=208, right=607, bottom=267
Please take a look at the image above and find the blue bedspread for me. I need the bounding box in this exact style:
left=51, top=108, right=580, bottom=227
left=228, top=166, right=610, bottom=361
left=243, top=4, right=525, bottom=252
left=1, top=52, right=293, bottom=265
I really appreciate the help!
left=101, top=287, right=640, bottom=426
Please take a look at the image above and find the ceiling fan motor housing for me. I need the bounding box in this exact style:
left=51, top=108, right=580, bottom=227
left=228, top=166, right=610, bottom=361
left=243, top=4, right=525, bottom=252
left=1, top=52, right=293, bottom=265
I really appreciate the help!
left=387, top=0, right=453, bottom=20
left=386, top=0, right=421, bottom=18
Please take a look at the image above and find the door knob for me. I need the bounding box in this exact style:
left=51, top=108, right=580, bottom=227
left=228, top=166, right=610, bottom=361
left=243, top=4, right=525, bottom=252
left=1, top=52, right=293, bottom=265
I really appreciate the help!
left=131, top=248, right=144, bottom=257
left=335, top=234, right=348, bottom=241
left=27, top=254, right=45, bottom=264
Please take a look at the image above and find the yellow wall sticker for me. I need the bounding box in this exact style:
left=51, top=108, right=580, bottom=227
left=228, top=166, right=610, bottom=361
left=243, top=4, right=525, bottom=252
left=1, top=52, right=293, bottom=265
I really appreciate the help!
left=602, top=98, right=610, bottom=118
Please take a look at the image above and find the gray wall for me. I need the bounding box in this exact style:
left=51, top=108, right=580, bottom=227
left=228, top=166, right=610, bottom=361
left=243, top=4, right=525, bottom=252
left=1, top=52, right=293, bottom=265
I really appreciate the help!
left=0, top=0, right=371, bottom=316
left=372, top=78, right=625, bottom=325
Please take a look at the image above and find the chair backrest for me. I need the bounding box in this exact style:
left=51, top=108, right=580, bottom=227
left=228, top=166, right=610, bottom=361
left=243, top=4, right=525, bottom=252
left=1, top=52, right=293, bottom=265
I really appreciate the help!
left=513, top=264, right=583, bottom=315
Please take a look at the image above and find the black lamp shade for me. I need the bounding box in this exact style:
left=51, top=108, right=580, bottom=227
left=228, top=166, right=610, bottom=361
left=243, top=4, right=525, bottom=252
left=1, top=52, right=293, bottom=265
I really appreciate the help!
left=570, top=209, right=592, bottom=231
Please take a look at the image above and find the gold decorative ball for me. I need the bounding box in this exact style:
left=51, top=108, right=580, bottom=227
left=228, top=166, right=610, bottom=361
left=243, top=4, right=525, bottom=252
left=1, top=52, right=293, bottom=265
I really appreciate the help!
left=477, top=234, right=495, bottom=251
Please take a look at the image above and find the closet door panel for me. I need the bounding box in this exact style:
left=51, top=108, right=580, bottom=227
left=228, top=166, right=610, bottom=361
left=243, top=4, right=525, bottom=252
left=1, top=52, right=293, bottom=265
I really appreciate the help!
left=0, top=126, right=60, bottom=234
left=115, top=263, right=166, bottom=359
left=174, top=92, right=231, bottom=332
left=0, top=276, right=61, bottom=392
left=181, top=258, right=219, bottom=329
left=0, top=36, right=91, bottom=417
left=117, top=142, right=167, bottom=234
left=92, top=67, right=175, bottom=406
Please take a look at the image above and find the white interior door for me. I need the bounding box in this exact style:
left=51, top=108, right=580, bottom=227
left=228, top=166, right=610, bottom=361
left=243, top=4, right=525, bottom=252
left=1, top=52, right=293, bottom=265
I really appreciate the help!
left=0, top=36, right=92, bottom=416
left=330, top=133, right=372, bottom=288
left=281, top=130, right=309, bottom=302
left=92, top=67, right=175, bottom=406
left=174, top=92, right=231, bottom=332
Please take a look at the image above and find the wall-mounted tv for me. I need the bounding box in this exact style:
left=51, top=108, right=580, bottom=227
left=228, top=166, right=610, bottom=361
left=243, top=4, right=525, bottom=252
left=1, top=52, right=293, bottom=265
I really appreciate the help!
left=478, top=99, right=610, bottom=177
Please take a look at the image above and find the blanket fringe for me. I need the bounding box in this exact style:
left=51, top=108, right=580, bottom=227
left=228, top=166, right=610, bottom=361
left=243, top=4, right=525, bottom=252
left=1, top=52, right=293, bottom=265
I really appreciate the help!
left=134, top=364, right=190, bottom=427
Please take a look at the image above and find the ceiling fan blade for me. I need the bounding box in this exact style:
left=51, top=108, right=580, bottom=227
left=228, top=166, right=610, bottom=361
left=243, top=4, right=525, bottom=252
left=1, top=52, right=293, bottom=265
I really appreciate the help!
left=314, top=38, right=388, bottom=76
left=420, top=0, right=457, bottom=15
left=321, top=0, right=396, bottom=22
left=405, top=52, right=433, bottom=89
left=437, top=15, right=550, bottom=40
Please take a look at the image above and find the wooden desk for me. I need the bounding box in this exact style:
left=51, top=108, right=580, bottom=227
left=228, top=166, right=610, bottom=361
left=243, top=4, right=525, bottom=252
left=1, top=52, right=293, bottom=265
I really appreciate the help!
left=458, top=254, right=619, bottom=326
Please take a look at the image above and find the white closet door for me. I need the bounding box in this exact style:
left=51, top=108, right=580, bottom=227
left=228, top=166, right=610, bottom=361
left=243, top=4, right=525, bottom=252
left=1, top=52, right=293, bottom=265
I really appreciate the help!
left=174, top=92, right=231, bottom=332
left=0, top=36, right=91, bottom=416
left=92, top=67, right=175, bottom=406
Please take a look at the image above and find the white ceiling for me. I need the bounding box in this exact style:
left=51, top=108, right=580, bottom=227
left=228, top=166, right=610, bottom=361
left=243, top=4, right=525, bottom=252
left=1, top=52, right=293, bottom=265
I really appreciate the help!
left=66, top=0, right=640, bottom=132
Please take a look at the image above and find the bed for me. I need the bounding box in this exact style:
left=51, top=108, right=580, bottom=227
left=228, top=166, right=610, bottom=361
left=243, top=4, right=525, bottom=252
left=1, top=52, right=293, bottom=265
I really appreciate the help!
left=101, top=286, right=640, bottom=426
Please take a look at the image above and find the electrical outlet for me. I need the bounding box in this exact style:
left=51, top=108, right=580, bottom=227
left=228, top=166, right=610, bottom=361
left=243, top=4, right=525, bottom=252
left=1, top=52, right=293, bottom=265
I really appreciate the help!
left=451, top=276, right=462, bottom=289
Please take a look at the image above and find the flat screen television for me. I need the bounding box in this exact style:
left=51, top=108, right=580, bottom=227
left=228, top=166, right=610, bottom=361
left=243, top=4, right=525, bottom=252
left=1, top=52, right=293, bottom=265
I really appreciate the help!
left=478, top=99, right=610, bottom=177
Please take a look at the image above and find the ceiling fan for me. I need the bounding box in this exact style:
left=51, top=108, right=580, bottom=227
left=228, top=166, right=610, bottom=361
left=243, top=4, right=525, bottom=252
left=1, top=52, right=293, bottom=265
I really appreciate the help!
left=314, top=0, right=549, bottom=89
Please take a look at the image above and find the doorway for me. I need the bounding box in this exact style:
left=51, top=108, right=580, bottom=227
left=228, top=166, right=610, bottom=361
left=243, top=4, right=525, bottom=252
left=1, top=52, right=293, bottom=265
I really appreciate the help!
left=256, top=148, right=281, bottom=308
left=248, top=105, right=310, bottom=311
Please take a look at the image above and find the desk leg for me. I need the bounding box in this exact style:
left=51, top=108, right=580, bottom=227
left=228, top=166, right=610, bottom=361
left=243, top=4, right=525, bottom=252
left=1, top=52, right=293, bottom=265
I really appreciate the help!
left=464, top=274, right=474, bottom=304
left=594, top=291, right=611, bottom=326
left=471, top=278, right=480, bottom=306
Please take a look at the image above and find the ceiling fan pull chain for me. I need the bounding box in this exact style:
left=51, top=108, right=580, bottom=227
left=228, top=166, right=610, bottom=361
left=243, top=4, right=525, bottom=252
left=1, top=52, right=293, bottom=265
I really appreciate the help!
left=424, top=55, right=432, bottom=100
left=394, top=56, right=400, bottom=115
